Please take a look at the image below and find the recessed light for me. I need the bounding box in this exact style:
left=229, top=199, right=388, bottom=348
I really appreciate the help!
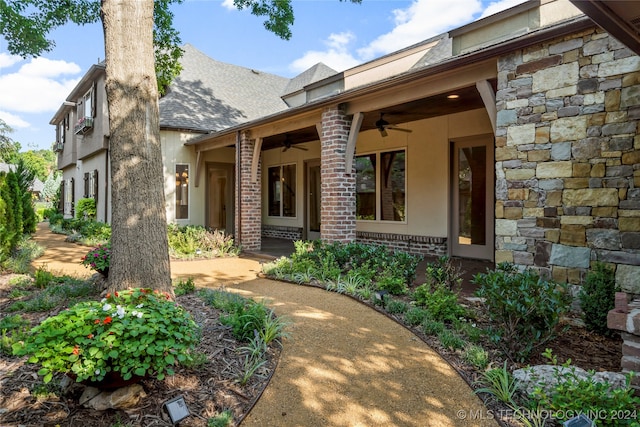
left=447, top=94, right=460, bottom=99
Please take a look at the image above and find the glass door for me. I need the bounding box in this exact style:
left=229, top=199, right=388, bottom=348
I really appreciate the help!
left=451, top=136, right=494, bottom=260
left=306, top=160, right=321, bottom=240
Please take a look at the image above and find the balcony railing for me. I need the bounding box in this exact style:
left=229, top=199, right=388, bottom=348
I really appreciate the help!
left=53, top=142, right=64, bottom=153
left=74, top=117, right=94, bottom=135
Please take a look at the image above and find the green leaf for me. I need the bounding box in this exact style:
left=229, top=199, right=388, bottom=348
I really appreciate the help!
left=134, top=367, right=146, bottom=377
left=165, top=354, right=175, bottom=364
left=108, top=350, right=118, bottom=358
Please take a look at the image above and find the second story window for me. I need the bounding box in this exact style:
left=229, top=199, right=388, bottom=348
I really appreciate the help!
left=74, top=84, right=96, bottom=135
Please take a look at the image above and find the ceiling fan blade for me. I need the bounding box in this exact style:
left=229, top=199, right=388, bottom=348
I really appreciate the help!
left=291, top=145, right=309, bottom=151
left=388, top=126, right=412, bottom=133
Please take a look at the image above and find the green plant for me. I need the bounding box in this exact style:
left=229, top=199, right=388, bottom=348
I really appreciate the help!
left=425, top=256, right=463, bottom=290
left=174, top=277, right=196, bottom=296
left=13, top=288, right=200, bottom=383
left=421, top=317, right=445, bottom=336
left=80, top=243, right=111, bottom=275
left=473, top=263, right=571, bottom=361
left=579, top=262, right=618, bottom=336
left=413, top=283, right=467, bottom=322
left=437, top=329, right=465, bottom=350
left=386, top=299, right=408, bottom=314
left=208, top=410, right=233, bottom=427
left=377, top=271, right=408, bottom=295
left=462, top=345, right=489, bottom=369
left=237, top=354, right=267, bottom=386
left=531, top=350, right=640, bottom=426
left=0, top=314, right=29, bottom=355
left=180, top=351, right=208, bottom=369
left=75, top=197, right=97, bottom=220
left=167, top=224, right=238, bottom=258
left=34, top=266, right=56, bottom=288
left=404, top=307, right=430, bottom=326
left=259, top=309, right=289, bottom=345
left=474, top=361, right=518, bottom=406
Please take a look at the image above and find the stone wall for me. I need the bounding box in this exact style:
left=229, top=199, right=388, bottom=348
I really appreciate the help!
left=495, top=26, right=640, bottom=290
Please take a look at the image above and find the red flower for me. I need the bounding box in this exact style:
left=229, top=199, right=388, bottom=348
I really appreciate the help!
left=103, top=316, right=112, bottom=325
left=115, top=291, right=119, bottom=297
left=94, top=319, right=100, bottom=324
left=72, top=346, right=80, bottom=355
left=106, top=293, right=111, bottom=299
left=87, top=333, right=94, bottom=339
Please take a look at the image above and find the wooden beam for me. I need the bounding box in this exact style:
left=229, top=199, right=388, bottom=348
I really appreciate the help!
left=194, top=150, right=203, bottom=188
left=251, top=137, right=262, bottom=182
left=194, top=134, right=236, bottom=152
left=345, top=112, right=363, bottom=173
left=476, top=79, right=497, bottom=133
left=249, top=110, right=321, bottom=140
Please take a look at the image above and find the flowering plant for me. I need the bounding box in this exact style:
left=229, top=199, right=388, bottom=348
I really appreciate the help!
left=81, top=243, right=111, bottom=275
left=13, top=288, right=200, bottom=384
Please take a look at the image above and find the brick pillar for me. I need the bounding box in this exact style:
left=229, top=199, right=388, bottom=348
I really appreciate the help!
left=236, top=131, right=261, bottom=251
left=320, top=105, right=356, bottom=242
left=608, top=292, right=640, bottom=391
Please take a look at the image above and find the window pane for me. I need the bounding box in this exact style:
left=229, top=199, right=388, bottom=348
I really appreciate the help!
left=458, top=146, right=486, bottom=245
left=282, top=164, right=296, bottom=217
left=84, top=92, right=92, bottom=118
left=268, top=167, right=281, bottom=216
left=380, top=150, right=405, bottom=221
left=356, top=155, right=376, bottom=220
left=176, top=165, right=189, bottom=219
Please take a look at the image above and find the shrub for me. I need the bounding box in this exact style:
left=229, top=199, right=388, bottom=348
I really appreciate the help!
left=413, top=283, right=467, bottom=322
left=174, top=277, right=196, bottom=296
left=531, top=351, right=640, bottom=426
left=473, top=263, right=571, bottom=361
left=425, top=256, right=463, bottom=290
left=404, top=307, right=430, bottom=326
left=167, top=224, right=238, bottom=258
left=386, top=299, right=408, bottom=314
left=462, top=345, right=489, bottom=369
left=80, top=243, right=111, bottom=276
left=377, top=271, right=408, bottom=295
left=579, top=262, right=618, bottom=337
left=13, top=288, right=200, bottom=384
left=438, top=329, right=466, bottom=350
left=75, top=198, right=97, bottom=220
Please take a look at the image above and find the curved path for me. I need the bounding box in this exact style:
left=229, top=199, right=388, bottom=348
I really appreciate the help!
left=32, top=223, right=498, bottom=427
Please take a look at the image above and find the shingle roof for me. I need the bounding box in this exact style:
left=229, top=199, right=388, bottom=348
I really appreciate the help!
left=159, top=44, right=290, bottom=132
left=411, top=35, right=453, bottom=70
left=282, top=63, right=338, bottom=96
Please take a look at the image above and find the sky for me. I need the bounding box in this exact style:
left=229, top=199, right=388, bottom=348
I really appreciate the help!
left=0, top=0, right=525, bottom=152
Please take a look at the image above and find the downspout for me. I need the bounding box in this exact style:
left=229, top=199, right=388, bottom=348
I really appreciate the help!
left=235, top=131, right=241, bottom=246
left=104, top=147, right=109, bottom=223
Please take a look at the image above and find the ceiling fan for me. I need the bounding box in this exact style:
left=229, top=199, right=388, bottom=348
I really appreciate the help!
left=282, top=135, right=309, bottom=152
left=375, top=113, right=412, bottom=137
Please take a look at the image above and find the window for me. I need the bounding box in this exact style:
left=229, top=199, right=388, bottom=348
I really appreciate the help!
left=75, top=85, right=96, bottom=135
left=84, top=170, right=98, bottom=202
left=63, top=178, right=74, bottom=216
left=268, top=164, right=296, bottom=217
left=175, top=164, right=189, bottom=219
left=356, top=149, right=406, bottom=222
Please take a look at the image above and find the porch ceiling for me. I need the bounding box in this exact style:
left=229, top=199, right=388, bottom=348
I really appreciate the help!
left=260, top=82, right=492, bottom=151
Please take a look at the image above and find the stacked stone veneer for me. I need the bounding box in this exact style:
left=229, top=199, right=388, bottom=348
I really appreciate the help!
left=495, top=27, right=640, bottom=291
left=236, top=132, right=261, bottom=251
left=321, top=106, right=356, bottom=242
left=356, top=232, right=447, bottom=256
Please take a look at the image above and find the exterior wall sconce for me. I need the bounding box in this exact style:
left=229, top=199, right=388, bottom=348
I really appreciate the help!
left=164, top=395, right=190, bottom=424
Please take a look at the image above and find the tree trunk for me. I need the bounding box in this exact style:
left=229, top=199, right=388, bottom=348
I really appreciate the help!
left=101, top=0, right=172, bottom=293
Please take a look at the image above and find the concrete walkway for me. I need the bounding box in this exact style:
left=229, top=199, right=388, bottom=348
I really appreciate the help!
left=32, top=223, right=498, bottom=427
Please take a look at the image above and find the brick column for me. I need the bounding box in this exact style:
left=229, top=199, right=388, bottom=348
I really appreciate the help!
left=236, top=131, right=261, bottom=251
left=608, top=293, right=640, bottom=391
left=321, top=105, right=356, bottom=242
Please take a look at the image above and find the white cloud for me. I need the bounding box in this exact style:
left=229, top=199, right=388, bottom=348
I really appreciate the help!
left=0, top=57, right=81, bottom=113
left=358, top=0, right=483, bottom=61
left=288, top=0, right=527, bottom=75
left=221, top=0, right=235, bottom=11
left=289, top=32, right=361, bottom=74
left=18, top=57, right=81, bottom=78
left=0, top=52, right=22, bottom=69
left=0, top=110, right=29, bottom=128
left=479, top=0, right=527, bottom=19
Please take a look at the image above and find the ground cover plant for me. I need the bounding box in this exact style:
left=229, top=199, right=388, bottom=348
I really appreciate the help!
left=262, top=243, right=628, bottom=427
left=0, top=269, right=285, bottom=426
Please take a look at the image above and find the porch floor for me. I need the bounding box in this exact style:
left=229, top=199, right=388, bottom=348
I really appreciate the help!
left=247, top=237, right=495, bottom=296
